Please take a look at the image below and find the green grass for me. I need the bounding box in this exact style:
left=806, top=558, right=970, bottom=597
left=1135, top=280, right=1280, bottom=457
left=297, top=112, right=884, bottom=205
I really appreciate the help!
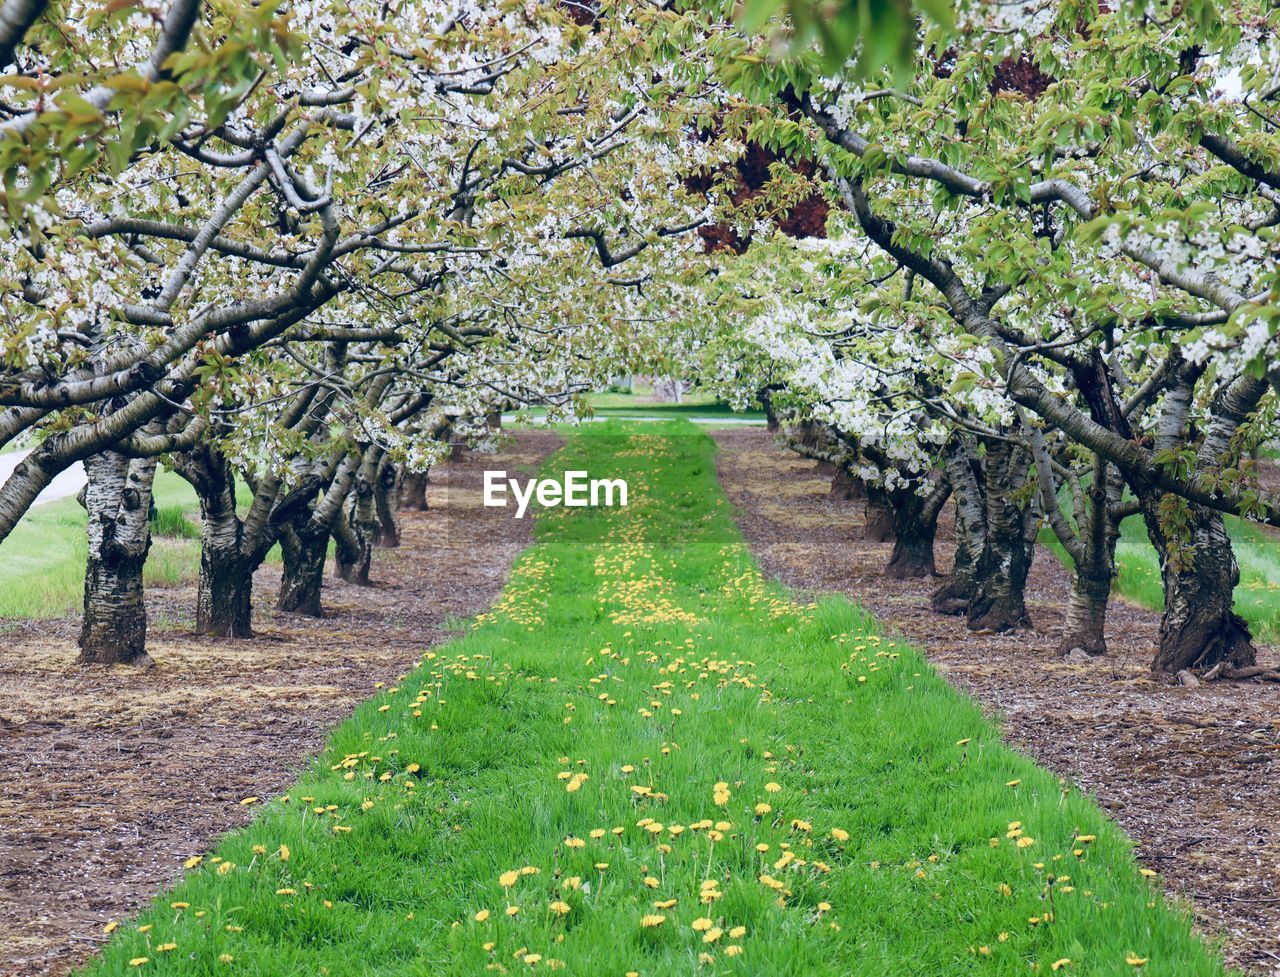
left=510, top=389, right=766, bottom=423
left=153, top=504, right=202, bottom=540
left=81, top=421, right=1229, bottom=976
left=585, top=390, right=765, bottom=420
left=1042, top=514, right=1280, bottom=642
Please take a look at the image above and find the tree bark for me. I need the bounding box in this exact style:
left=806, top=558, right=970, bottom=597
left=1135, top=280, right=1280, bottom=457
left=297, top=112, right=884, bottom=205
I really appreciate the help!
left=372, top=456, right=400, bottom=547
left=760, top=388, right=781, bottom=433
left=884, top=481, right=947, bottom=578
left=198, top=541, right=254, bottom=638
left=965, top=441, right=1034, bottom=632
left=333, top=511, right=368, bottom=584
left=1142, top=496, right=1255, bottom=673
left=78, top=450, right=157, bottom=665
left=932, top=440, right=985, bottom=615
left=168, top=443, right=267, bottom=639
left=829, top=466, right=866, bottom=501
left=400, top=469, right=429, bottom=511
left=192, top=460, right=254, bottom=638
left=333, top=450, right=379, bottom=585
left=862, top=484, right=895, bottom=542
left=277, top=526, right=329, bottom=616
left=1035, top=447, right=1123, bottom=659
left=1059, top=570, right=1111, bottom=657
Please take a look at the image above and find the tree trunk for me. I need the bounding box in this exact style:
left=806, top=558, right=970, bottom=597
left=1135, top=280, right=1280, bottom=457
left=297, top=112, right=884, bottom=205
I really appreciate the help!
left=761, top=389, right=781, bottom=434
left=333, top=512, right=370, bottom=584
left=1047, top=458, right=1122, bottom=659
left=1142, top=496, right=1255, bottom=673
left=198, top=549, right=254, bottom=638
left=400, top=469, right=429, bottom=511
left=170, top=443, right=265, bottom=640
left=334, top=452, right=378, bottom=585
left=1058, top=569, right=1111, bottom=657
left=372, top=457, right=400, bottom=547
left=884, top=485, right=939, bottom=578
left=78, top=451, right=157, bottom=665
left=932, top=438, right=985, bottom=615
left=862, top=484, right=895, bottom=542
left=277, top=526, right=329, bottom=616
left=194, top=474, right=255, bottom=639
left=965, top=442, right=1034, bottom=632
left=830, top=466, right=866, bottom=501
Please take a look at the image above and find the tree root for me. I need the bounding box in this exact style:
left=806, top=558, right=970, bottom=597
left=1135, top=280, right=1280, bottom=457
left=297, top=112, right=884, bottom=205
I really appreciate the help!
left=1198, top=662, right=1280, bottom=683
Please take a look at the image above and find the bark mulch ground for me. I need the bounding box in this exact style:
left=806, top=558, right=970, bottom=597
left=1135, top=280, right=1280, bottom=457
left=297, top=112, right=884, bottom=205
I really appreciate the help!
left=712, top=427, right=1280, bottom=977
left=0, top=433, right=558, bottom=977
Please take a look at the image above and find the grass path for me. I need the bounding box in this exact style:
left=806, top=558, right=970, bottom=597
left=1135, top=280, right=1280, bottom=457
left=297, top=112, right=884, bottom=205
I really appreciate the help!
left=83, top=423, right=1230, bottom=976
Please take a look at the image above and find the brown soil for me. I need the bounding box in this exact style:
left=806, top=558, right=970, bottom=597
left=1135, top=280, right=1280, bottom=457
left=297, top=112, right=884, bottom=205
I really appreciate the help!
left=0, top=433, right=558, bottom=977
left=712, top=428, right=1280, bottom=977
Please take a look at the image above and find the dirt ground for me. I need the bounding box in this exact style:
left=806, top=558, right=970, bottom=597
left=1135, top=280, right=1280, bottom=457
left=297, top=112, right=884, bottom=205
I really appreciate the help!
left=0, top=433, right=558, bottom=977
left=712, top=428, right=1280, bottom=977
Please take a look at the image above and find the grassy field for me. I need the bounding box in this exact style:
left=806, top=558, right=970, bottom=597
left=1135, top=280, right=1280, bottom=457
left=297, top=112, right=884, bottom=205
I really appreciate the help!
left=82, top=421, right=1230, bottom=976
left=0, top=470, right=205, bottom=620
left=510, top=388, right=767, bottom=423
left=1043, top=515, right=1280, bottom=643
left=585, top=389, right=764, bottom=420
